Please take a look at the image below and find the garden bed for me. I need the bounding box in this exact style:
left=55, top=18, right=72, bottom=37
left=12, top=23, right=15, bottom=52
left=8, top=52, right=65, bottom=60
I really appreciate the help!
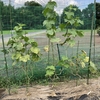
left=1, top=77, right=100, bottom=100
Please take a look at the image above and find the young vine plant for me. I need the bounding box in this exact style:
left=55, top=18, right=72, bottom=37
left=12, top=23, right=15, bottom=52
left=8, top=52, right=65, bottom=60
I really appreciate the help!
left=7, top=23, right=40, bottom=91
left=7, top=23, right=40, bottom=65
left=43, top=1, right=97, bottom=78
left=43, top=1, right=60, bottom=77
left=60, top=5, right=84, bottom=46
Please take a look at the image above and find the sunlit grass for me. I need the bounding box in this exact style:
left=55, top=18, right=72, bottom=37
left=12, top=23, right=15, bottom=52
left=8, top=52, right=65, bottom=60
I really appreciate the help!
left=58, top=29, right=91, bottom=33
left=2, top=29, right=95, bottom=35
left=2, top=29, right=45, bottom=35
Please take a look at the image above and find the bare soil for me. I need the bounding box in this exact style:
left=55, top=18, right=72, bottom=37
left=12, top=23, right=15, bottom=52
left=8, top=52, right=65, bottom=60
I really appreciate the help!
left=0, top=77, right=100, bottom=100
left=33, top=32, right=100, bottom=46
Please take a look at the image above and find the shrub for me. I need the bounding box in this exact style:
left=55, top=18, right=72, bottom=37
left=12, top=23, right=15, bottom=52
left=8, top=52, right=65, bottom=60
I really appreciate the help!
left=97, top=27, right=100, bottom=36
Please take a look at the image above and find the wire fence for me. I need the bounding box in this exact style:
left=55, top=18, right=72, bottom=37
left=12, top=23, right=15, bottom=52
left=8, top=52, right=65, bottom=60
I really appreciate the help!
left=0, top=0, right=100, bottom=83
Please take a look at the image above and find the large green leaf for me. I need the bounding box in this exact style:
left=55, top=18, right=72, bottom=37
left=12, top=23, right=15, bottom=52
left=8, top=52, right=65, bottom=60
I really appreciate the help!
left=19, top=55, right=30, bottom=62
left=46, top=1, right=57, bottom=10
left=76, top=30, right=84, bottom=37
left=42, top=8, right=51, bottom=16
left=45, top=65, right=55, bottom=77
left=7, top=38, right=14, bottom=46
left=45, top=70, right=55, bottom=77
left=16, top=43, right=23, bottom=50
left=31, top=54, right=40, bottom=61
left=77, top=20, right=84, bottom=25
left=47, top=29, right=54, bottom=36
left=68, top=19, right=75, bottom=25
left=59, top=24, right=66, bottom=30
left=43, top=10, right=54, bottom=19
left=46, top=65, right=55, bottom=71
left=89, top=61, right=97, bottom=74
left=14, top=26, right=22, bottom=32
left=69, top=5, right=77, bottom=11
left=30, top=47, right=40, bottom=54
left=65, top=12, right=74, bottom=19
left=22, top=36, right=29, bottom=42
left=68, top=40, right=75, bottom=47
left=17, top=23, right=25, bottom=27
left=69, top=29, right=77, bottom=37
left=12, top=52, right=21, bottom=60
left=62, top=56, right=68, bottom=61
left=28, top=39, right=35, bottom=43
left=43, top=20, right=55, bottom=26
left=59, top=61, right=69, bottom=68
left=81, top=62, right=85, bottom=68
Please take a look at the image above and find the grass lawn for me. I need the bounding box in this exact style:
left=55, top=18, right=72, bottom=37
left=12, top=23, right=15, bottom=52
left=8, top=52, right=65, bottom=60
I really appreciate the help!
left=2, top=29, right=44, bottom=35
left=2, top=29, right=95, bottom=35
left=60, top=29, right=91, bottom=33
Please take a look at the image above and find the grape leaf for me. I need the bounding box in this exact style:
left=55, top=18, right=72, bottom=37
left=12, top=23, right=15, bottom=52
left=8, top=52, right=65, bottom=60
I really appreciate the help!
left=30, top=47, right=40, bottom=54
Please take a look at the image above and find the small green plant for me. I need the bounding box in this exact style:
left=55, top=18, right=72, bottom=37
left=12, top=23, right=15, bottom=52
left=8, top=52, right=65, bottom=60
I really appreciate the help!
left=11, top=84, right=18, bottom=94
left=7, top=23, right=40, bottom=92
left=45, top=66, right=55, bottom=80
left=58, top=50, right=97, bottom=85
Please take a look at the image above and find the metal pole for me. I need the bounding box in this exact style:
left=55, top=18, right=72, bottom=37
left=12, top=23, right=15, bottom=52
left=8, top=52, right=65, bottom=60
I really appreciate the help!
left=87, top=4, right=95, bottom=84
left=57, top=44, right=61, bottom=60
left=93, top=0, right=96, bottom=63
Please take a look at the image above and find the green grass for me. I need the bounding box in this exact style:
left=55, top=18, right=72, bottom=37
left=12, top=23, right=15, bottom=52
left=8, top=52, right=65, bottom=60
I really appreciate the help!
left=79, top=29, right=91, bottom=33
left=2, top=29, right=44, bottom=35
left=59, top=29, right=91, bottom=33
left=2, top=29, right=93, bottom=35
left=1, top=30, right=11, bottom=34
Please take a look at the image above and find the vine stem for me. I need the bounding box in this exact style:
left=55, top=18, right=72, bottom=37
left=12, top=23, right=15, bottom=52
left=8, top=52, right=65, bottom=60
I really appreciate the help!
left=76, top=41, right=79, bottom=86
left=48, top=39, right=50, bottom=65
left=26, top=62, right=30, bottom=92
left=57, top=44, right=61, bottom=60
left=51, top=43, right=54, bottom=65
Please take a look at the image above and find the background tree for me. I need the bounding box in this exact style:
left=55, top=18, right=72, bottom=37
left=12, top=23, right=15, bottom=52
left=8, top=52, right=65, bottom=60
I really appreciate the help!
left=24, top=1, right=45, bottom=29
left=0, top=0, right=97, bottom=30
left=0, top=0, right=45, bottom=30
left=82, top=3, right=94, bottom=29
left=96, top=3, right=100, bottom=28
